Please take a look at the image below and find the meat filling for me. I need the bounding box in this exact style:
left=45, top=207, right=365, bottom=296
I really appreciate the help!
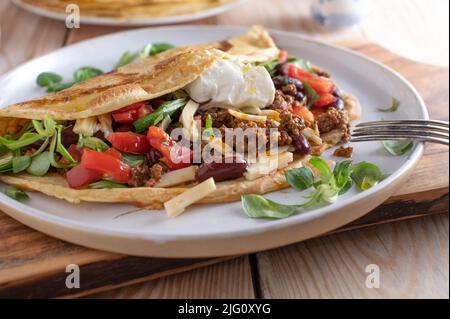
left=317, top=108, right=350, bottom=142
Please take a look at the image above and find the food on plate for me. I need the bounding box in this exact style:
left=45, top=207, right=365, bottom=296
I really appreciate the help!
left=0, top=25, right=362, bottom=216
left=20, top=0, right=237, bottom=20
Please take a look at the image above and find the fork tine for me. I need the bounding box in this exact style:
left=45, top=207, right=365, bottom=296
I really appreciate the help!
left=353, top=124, right=449, bottom=133
left=356, top=120, right=449, bottom=128
left=351, top=135, right=449, bottom=146
left=352, top=129, right=449, bottom=139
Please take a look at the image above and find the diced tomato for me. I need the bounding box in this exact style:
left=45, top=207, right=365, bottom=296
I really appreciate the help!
left=292, top=105, right=315, bottom=123
left=314, top=93, right=338, bottom=108
left=81, top=148, right=131, bottom=183
left=111, top=102, right=147, bottom=115
left=108, top=132, right=150, bottom=154
left=288, top=64, right=335, bottom=94
left=67, top=144, right=83, bottom=162
left=112, top=112, right=135, bottom=123
left=288, top=64, right=315, bottom=81
left=66, top=165, right=102, bottom=188
left=147, top=126, right=192, bottom=170
left=306, top=77, right=335, bottom=94
left=105, top=148, right=123, bottom=159
left=137, top=105, right=152, bottom=119
left=278, top=50, right=288, bottom=63
left=111, top=102, right=151, bottom=123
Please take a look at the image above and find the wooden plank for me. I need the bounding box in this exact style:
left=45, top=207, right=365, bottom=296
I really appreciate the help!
left=90, top=256, right=255, bottom=299
left=256, top=214, right=449, bottom=299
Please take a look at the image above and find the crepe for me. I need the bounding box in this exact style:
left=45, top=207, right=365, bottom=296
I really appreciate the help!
left=0, top=26, right=360, bottom=210
left=22, top=0, right=236, bottom=19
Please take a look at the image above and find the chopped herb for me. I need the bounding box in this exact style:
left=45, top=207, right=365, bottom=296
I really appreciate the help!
left=203, top=114, right=214, bottom=139
left=257, top=58, right=280, bottom=77
left=4, top=185, right=29, bottom=201
left=133, top=98, right=188, bottom=133
left=378, top=98, right=400, bottom=112
left=288, top=57, right=313, bottom=72
left=381, top=140, right=413, bottom=156
left=303, top=82, right=320, bottom=108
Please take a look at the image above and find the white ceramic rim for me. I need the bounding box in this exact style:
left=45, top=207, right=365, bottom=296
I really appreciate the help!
left=12, top=0, right=248, bottom=26
left=0, top=25, right=428, bottom=244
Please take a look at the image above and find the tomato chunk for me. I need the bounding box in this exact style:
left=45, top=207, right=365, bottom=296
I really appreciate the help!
left=292, top=105, right=315, bottom=123
left=104, top=148, right=123, bottom=159
left=288, top=64, right=335, bottom=94
left=314, top=93, right=338, bottom=108
left=111, top=102, right=152, bottom=123
left=108, top=132, right=150, bottom=154
left=147, top=126, right=192, bottom=170
left=66, top=165, right=102, bottom=188
left=81, top=148, right=131, bottom=183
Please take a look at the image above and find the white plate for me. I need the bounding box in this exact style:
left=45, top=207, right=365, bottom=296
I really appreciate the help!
left=0, top=26, right=427, bottom=258
left=13, top=0, right=247, bottom=26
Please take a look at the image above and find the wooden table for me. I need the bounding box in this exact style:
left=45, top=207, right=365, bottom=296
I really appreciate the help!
left=0, top=0, right=448, bottom=299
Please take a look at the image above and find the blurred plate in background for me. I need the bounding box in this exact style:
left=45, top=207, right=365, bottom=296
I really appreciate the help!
left=13, top=0, right=247, bottom=26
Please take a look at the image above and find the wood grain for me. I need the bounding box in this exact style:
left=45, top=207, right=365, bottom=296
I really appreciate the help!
left=91, top=256, right=255, bottom=299
left=256, top=214, right=449, bottom=299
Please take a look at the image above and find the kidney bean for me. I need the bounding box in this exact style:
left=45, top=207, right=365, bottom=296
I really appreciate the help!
left=277, top=63, right=289, bottom=76
left=195, top=157, right=248, bottom=183
left=61, top=126, right=79, bottom=148
left=292, top=134, right=311, bottom=156
left=295, top=91, right=306, bottom=103
left=332, top=87, right=342, bottom=98
left=332, top=98, right=345, bottom=111
left=147, top=148, right=162, bottom=166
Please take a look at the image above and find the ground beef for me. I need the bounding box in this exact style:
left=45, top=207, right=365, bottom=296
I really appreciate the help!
left=270, top=90, right=295, bottom=111
left=278, top=109, right=306, bottom=145
left=317, top=108, right=350, bottom=141
left=281, top=84, right=297, bottom=97
left=333, top=146, right=354, bottom=158
left=128, top=163, right=165, bottom=187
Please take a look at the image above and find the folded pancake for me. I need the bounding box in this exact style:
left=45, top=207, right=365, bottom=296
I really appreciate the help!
left=0, top=26, right=361, bottom=210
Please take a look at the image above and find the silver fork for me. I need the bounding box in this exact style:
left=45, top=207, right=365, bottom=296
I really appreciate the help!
left=351, top=120, right=449, bottom=146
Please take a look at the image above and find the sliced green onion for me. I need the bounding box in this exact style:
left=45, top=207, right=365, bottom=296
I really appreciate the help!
left=4, top=185, right=29, bottom=201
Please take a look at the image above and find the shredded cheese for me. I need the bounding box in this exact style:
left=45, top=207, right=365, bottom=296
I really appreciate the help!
left=181, top=100, right=200, bottom=141
left=244, top=152, right=294, bottom=181
left=228, top=109, right=267, bottom=123
left=164, top=178, right=217, bottom=218
left=155, top=166, right=197, bottom=188
left=159, top=115, right=172, bottom=132
left=73, top=117, right=98, bottom=136
left=259, top=109, right=281, bottom=121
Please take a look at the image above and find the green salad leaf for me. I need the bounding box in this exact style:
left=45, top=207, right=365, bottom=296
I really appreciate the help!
left=288, top=57, right=313, bottom=72
left=285, top=166, right=315, bottom=191
left=351, top=162, right=384, bottom=191
left=27, top=151, right=51, bottom=176
left=133, top=98, right=188, bottom=132
left=242, top=158, right=384, bottom=220
left=116, top=51, right=136, bottom=68
left=77, top=136, right=109, bottom=152
left=257, top=58, right=280, bottom=77
left=12, top=155, right=31, bottom=173
left=73, top=67, right=103, bottom=83
left=149, top=43, right=175, bottom=56
left=0, top=133, right=43, bottom=151
left=36, top=72, right=62, bottom=87
left=381, top=140, right=413, bottom=156
left=378, top=98, right=400, bottom=112
left=4, top=185, right=29, bottom=201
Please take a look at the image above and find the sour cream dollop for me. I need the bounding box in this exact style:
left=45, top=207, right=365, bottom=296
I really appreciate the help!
left=184, top=59, right=275, bottom=110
